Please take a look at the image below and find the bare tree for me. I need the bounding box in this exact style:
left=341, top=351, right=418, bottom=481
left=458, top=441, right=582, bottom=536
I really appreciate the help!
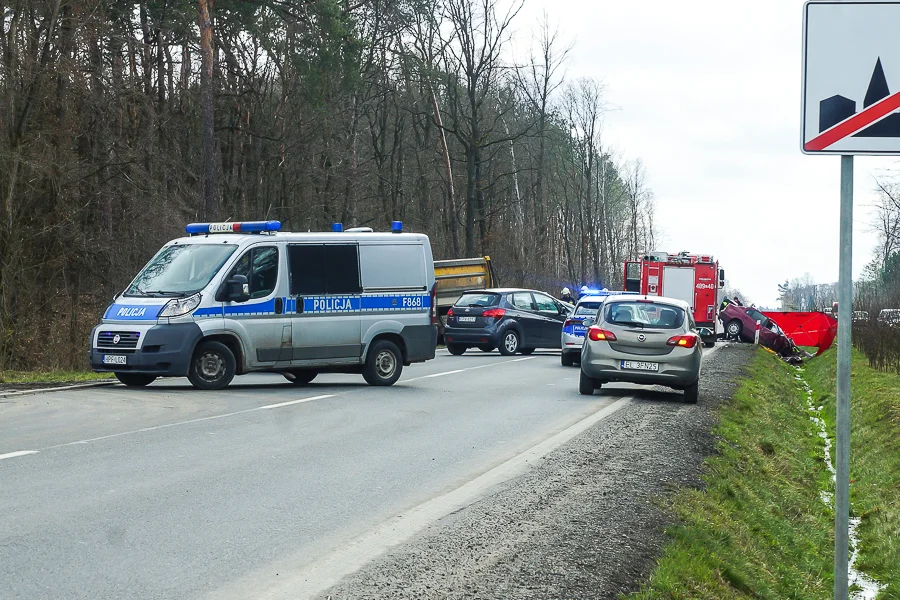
left=198, top=0, right=218, bottom=220
left=441, top=0, right=525, bottom=255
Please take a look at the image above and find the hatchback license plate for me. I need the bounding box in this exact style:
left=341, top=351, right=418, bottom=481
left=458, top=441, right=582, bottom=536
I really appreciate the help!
left=621, top=360, right=658, bottom=371
left=102, top=355, right=127, bottom=365
left=458, top=316, right=477, bottom=323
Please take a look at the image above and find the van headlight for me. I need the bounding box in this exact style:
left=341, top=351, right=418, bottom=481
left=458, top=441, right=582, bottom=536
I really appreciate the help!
left=159, top=293, right=202, bottom=318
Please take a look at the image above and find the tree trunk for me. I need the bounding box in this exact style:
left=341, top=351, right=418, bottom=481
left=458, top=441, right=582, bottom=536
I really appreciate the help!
left=429, top=88, right=459, bottom=255
left=198, top=0, right=218, bottom=220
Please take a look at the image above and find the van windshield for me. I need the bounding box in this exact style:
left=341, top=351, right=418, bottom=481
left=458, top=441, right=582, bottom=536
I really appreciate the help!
left=125, top=244, right=238, bottom=297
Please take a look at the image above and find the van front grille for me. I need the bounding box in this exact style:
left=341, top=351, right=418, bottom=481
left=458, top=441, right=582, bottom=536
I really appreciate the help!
left=97, top=331, right=140, bottom=349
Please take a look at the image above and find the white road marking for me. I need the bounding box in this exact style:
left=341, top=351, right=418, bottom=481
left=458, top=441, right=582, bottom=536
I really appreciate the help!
left=402, top=357, right=524, bottom=383
left=225, top=396, right=633, bottom=600
left=256, top=395, right=336, bottom=410
left=0, top=450, right=39, bottom=460
left=41, top=395, right=336, bottom=451
left=421, top=369, right=466, bottom=379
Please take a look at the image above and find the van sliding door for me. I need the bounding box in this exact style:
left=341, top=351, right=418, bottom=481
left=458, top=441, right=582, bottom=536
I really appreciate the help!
left=288, top=244, right=363, bottom=363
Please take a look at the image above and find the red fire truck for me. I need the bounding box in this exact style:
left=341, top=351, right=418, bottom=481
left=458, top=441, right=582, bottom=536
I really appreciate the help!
left=624, top=252, right=725, bottom=342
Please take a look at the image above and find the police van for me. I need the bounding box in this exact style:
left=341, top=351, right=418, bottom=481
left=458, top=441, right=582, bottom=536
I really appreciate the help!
left=89, top=221, right=438, bottom=390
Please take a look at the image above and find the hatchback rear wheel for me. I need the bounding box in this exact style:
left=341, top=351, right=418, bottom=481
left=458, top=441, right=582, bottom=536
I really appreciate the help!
left=683, top=380, right=699, bottom=404
left=447, top=344, right=466, bottom=356
left=561, top=352, right=575, bottom=367
left=579, top=370, right=597, bottom=395
left=498, top=330, right=520, bottom=356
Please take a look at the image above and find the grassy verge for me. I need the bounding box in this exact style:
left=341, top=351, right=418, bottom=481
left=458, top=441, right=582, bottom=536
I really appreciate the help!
left=806, top=348, right=900, bottom=598
left=0, top=370, right=114, bottom=384
left=627, top=348, right=835, bottom=599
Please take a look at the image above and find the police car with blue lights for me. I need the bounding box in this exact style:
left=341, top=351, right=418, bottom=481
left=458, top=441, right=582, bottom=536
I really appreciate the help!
left=90, top=220, right=438, bottom=390
left=561, top=289, right=637, bottom=367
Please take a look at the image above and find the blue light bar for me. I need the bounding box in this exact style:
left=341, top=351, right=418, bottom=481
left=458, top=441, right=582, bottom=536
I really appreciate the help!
left=185, top=221, right=282, bottom=234
left=332, top=223, right=343, bottom=232
left=391, top=221, right=403, bottom=233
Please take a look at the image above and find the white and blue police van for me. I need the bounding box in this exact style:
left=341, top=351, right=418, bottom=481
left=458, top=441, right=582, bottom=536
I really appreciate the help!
left=90, top=220, right=438, bottom=389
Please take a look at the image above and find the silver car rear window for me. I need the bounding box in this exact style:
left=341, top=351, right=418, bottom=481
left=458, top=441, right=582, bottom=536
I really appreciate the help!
left=604, top=301, right=685, bottom=329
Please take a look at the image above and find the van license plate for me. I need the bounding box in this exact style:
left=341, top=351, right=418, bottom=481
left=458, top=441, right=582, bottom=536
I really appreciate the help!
left=458, top=316, right=476, bottom=323
left=102, top=355, right=127, bottom=365
left=621, top=360, right=658, bottom=371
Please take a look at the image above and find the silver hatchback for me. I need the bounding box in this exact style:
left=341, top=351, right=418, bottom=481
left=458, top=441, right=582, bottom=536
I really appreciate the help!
left=579, top=295, right=702, bottom=403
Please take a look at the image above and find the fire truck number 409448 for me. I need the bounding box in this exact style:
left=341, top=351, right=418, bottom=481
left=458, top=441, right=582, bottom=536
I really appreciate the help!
left=624, top=251, right=725, bottom=332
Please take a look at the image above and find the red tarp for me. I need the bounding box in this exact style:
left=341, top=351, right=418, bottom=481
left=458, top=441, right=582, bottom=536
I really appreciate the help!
left=762, top=311, right=838, bottom=355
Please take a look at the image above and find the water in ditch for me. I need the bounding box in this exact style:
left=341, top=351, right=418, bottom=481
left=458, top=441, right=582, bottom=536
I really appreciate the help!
left=794, top=369, right=883, bottom=599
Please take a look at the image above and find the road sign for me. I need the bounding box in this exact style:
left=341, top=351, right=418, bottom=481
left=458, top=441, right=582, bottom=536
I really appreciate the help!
left=802, top=1, right=900, bottom=154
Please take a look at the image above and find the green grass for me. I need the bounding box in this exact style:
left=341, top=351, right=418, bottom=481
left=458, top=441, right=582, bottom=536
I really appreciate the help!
left=805, top=348, right=900, bottom=599
left=627, top=349, right=835, bottom=599
left=0, top=370, right=114, bottom=384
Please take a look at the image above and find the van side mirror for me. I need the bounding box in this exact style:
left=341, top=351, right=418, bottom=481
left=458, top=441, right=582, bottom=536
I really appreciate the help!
left=719, top=269, right=725, bottom=287
left=226, top=274, right=250, bottom=303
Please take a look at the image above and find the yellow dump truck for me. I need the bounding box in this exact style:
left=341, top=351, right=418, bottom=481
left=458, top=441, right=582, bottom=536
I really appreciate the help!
left=433, top=257, right=496, bottom=336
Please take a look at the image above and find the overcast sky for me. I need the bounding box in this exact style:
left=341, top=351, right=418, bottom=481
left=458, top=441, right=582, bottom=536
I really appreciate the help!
left=512, top=0, right=897, bottom=308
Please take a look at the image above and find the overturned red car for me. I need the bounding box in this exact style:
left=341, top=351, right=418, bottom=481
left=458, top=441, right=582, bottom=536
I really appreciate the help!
left=718, top=301, right=818, bottom=360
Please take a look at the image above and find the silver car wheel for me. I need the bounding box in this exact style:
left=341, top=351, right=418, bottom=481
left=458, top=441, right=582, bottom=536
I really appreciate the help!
left=727, top=321, right=741, bottom=336
left=504, top=332, right=518, bottom=353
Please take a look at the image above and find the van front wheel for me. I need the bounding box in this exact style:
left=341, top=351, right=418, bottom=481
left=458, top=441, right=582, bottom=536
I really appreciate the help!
left=363, top=340, right=403, bottom=386
left=188, top=341, right=236, bottom=390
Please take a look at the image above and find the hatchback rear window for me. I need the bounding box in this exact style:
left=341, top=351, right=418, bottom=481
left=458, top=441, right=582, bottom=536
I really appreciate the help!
left=455, top=292, right=500, bottom=307
left=604, top=301, right=685, bottom=329
left=575, top=301, right=604, bottom=316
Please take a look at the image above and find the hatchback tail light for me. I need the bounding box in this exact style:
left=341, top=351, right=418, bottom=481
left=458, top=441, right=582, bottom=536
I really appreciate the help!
left=588, top=327, right=617, bottom=342
left=482, top=308, right=506, bottom=319
left=666, top=334, right=699, bottom=348
left=447, top=307, right=454, bottom=317
left=564, top=318, right=578, bottom=328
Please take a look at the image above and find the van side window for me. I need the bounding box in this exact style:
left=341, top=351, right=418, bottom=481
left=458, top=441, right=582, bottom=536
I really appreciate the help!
left=229, top=246, right=279, bottom=299
left=289, top=244, right=361, bottom=295
left=289, top=245, right=326, bottom=295
left=325, top=245, right=361, bottom=294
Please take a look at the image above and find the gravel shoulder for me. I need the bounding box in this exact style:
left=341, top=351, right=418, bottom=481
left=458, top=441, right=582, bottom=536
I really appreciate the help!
left=322, top=343, right=755, bottom=600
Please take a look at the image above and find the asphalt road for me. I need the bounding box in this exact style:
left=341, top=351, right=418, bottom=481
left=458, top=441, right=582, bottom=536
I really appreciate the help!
left=0, top=348, right=664, bottom=600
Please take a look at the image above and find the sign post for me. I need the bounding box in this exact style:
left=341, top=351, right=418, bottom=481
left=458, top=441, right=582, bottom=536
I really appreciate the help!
left=801, top=2, right=900, bottom=598
left=835, top=154, right=853, bottom=599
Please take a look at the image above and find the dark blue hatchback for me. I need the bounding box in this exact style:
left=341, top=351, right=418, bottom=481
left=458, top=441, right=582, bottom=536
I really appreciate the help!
left=444, top=288, right=570, bottom=356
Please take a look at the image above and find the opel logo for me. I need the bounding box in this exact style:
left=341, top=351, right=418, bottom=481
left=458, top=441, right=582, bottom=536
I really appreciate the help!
left=113, top=334, right=121, bottom=345
left=638, top=334, right=646, bottom=342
